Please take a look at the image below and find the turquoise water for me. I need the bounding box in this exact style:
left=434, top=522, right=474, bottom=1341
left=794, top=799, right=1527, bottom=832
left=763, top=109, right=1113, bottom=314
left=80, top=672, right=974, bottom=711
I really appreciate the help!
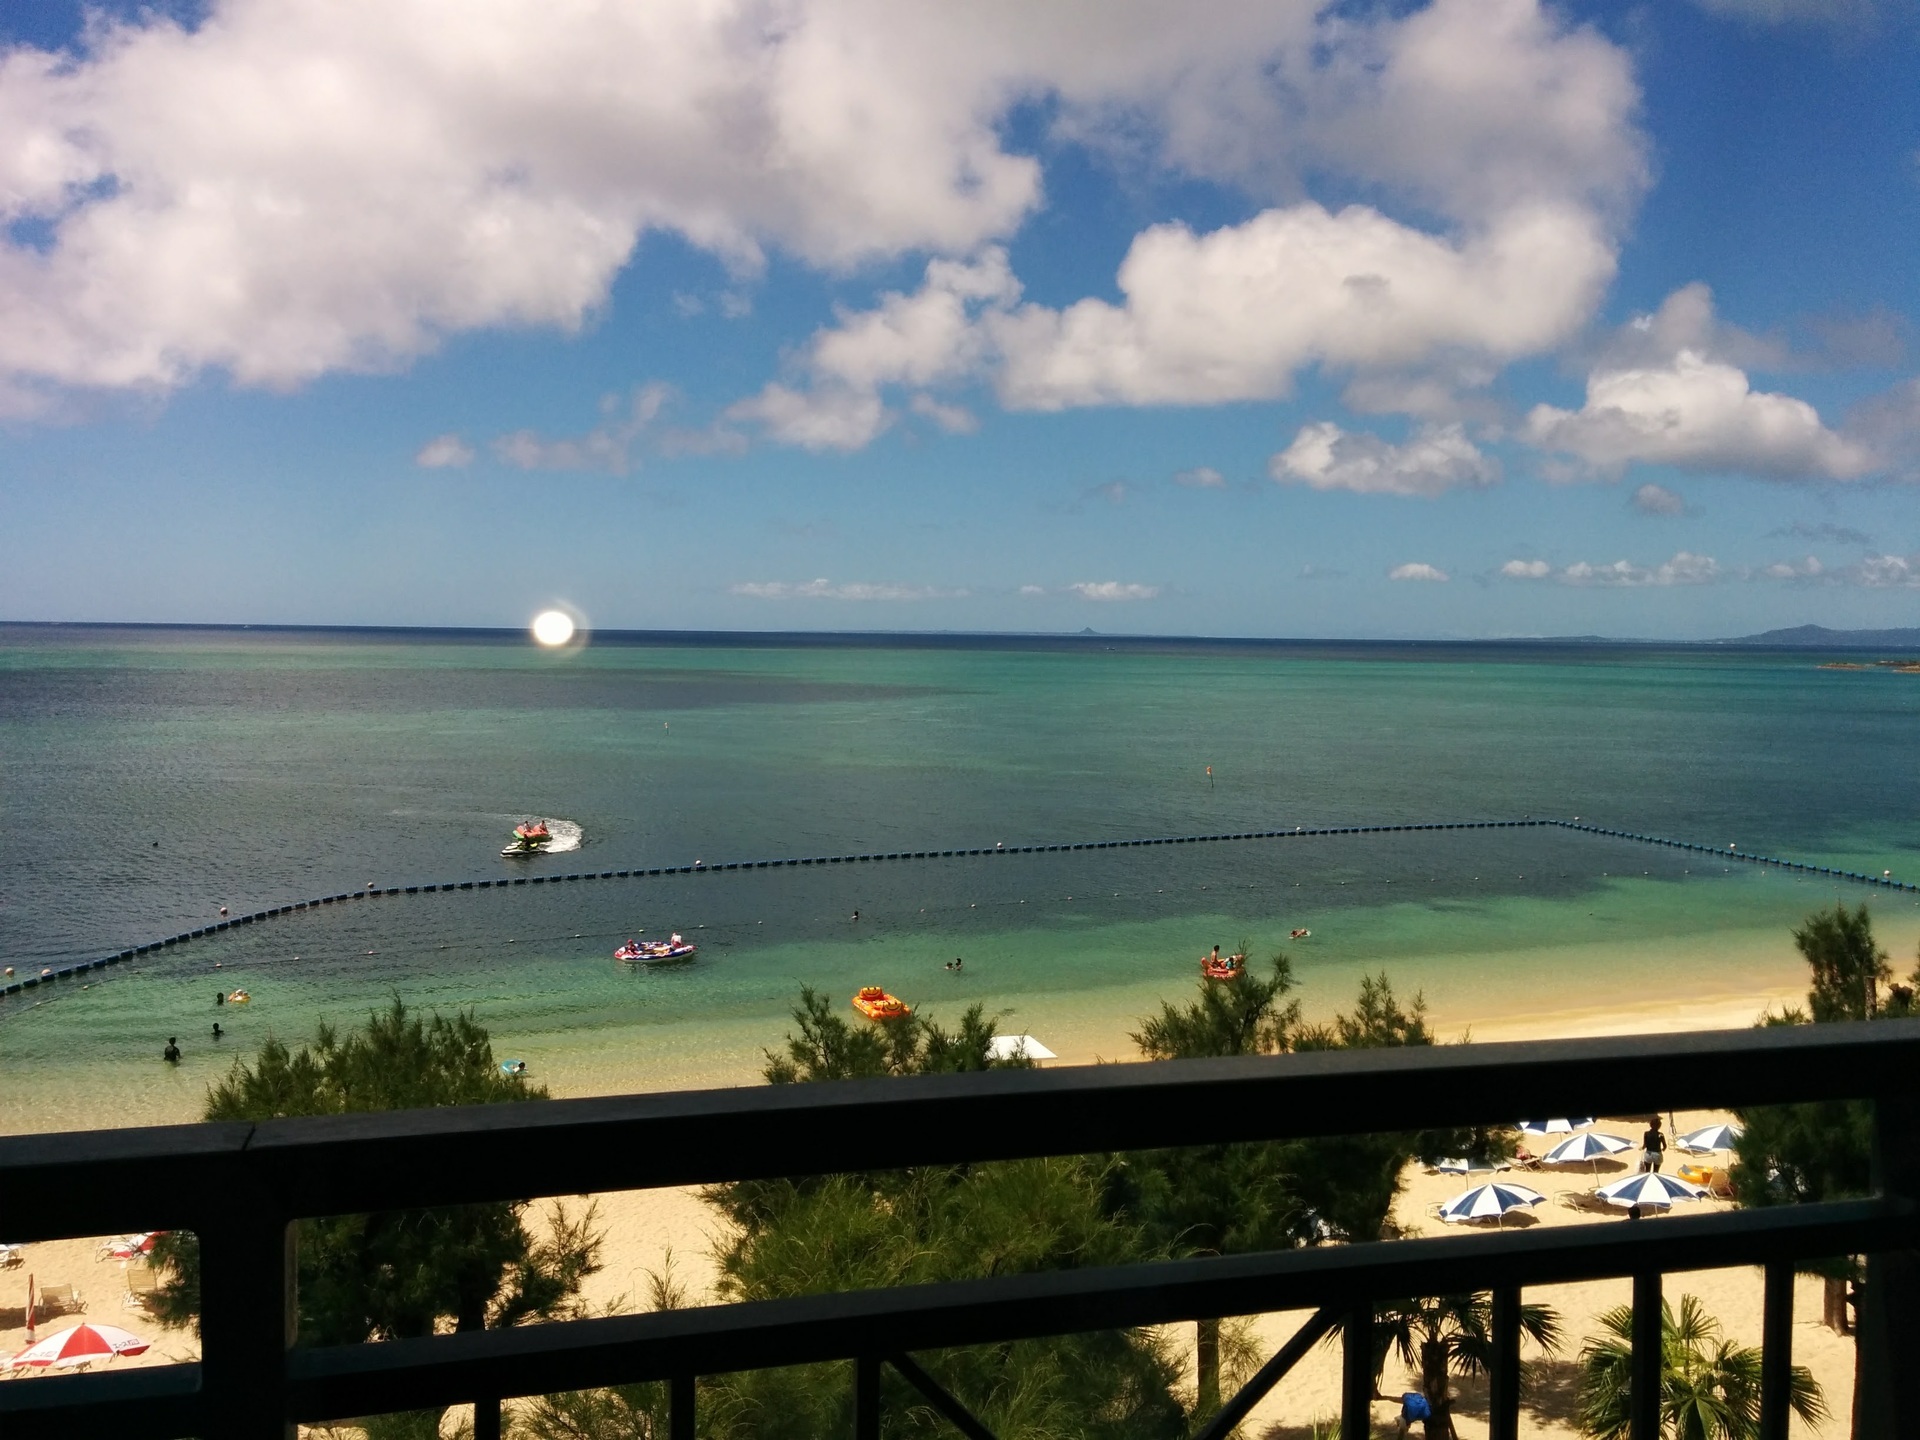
left=4, top=626, right=1919, bottom=1134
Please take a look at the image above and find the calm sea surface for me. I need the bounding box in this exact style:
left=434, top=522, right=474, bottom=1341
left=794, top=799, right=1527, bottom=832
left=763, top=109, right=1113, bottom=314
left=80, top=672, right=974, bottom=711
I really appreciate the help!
left=4, top=625, right=1918, bottom=1134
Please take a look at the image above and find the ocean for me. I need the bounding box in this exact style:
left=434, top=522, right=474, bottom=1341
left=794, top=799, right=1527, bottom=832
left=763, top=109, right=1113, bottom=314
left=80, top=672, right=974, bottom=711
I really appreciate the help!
left=4, top=624, right=1918, bottom=1135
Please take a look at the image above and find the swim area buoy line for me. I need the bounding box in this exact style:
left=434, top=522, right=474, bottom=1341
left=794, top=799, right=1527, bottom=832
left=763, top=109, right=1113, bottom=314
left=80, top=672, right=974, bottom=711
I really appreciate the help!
left=5, top=818, right=1911, bottom=997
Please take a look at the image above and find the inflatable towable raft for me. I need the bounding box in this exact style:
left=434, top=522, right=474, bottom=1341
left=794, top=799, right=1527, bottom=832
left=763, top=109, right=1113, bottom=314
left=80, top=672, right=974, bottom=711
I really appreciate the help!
left=1200, top=950, right=1245, bottom=981
left=615, top=935, right=696, bottom=963
left=502, top=821, right=552, bottom=856
left=852, top=986, right=910, bottom=1020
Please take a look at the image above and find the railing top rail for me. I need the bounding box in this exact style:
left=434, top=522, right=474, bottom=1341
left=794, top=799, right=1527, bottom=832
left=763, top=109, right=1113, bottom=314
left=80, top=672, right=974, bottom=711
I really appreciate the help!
left=5, top=1021, right=1919, bottom=1240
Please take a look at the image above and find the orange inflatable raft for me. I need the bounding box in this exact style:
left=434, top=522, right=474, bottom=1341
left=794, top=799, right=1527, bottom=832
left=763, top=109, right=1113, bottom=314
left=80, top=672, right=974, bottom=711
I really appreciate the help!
left=852, top=986, right=910, bottom=1020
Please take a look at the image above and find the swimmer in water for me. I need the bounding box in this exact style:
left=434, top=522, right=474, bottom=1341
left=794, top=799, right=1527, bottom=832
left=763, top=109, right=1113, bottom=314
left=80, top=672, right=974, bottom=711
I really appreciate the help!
left=212, top=1022, right=224, bottom=1040
left=163, top=1037, right=181, bottom=1063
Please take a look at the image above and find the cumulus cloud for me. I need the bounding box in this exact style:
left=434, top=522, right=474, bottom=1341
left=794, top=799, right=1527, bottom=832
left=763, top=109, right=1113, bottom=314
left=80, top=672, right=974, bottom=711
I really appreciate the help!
left=1756, top=556, right=1825, bottom=581
left=1525, top=350, right=1872, bottom=481
left=727, top=250, right=1017, bottom=450
left=1174, top=466, right=1227, bottom=489
left=1069, top=581, right=1160, bottom=601
left=1271, top=421, right=1499, bottom=497
left=1501, top=559, right=1551, bottom=578
left=492, top=385, right=669, bottom=474
left=908, top=394, right=978, bottom=434
left=414, top=433, right=474, bottom=469
left=1631, top=482, right=1686, bottom=515
left=1559, top=551, right=1720, bottom=587
left=0, top=0, right=1643, bottom=414
left=1849, top=554, right=1920, bottom=588
left=730, top=578, right=963, bottom=601
left=1388, top=562, right=1450, bottom=582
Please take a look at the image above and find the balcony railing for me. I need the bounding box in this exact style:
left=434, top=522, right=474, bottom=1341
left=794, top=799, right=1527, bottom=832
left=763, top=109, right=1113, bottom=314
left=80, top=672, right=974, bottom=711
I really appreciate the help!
left=3, top=1021, right=1918, bottom=1440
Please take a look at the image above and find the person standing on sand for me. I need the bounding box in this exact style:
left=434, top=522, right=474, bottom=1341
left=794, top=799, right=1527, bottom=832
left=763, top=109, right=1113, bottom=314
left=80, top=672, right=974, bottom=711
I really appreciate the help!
left=1641, top=1117, right=1666, bottom=1173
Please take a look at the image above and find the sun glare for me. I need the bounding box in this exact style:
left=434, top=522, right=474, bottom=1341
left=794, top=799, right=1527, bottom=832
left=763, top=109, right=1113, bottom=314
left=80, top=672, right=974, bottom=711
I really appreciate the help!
left=531, top=609, right=576, bottom=647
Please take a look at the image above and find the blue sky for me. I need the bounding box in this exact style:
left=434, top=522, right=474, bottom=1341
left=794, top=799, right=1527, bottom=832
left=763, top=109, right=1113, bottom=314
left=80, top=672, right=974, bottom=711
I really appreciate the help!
left=2, top=0, right=1918, bottom=639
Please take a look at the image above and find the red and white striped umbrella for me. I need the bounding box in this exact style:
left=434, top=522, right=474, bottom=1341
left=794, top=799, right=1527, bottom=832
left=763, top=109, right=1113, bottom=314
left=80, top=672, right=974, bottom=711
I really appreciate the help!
left=9, top=1322, right=151, bottom=1368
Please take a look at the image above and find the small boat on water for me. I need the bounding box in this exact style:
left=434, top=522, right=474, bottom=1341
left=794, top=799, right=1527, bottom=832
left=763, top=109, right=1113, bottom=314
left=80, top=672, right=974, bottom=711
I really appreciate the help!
left=852, top=986, right=910, bottom=1020
left=1200, top=947, right=1244, bottom=981
left=502, top=821, right=552, bottom=857
left=615, top=934, right=696, bottom=963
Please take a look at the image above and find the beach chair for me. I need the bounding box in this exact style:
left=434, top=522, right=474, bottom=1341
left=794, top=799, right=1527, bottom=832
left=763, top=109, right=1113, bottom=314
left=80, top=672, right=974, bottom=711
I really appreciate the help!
left=124, top=1263, right=161, bottom=1312
left=1511, top=1147, right=1544, bottom=1171
left=1556, top=1190, right=1612, bottom=1215
left=37, top=1282, right=83, bottom=1316
left=0, top=1243, right=23, bottom=1269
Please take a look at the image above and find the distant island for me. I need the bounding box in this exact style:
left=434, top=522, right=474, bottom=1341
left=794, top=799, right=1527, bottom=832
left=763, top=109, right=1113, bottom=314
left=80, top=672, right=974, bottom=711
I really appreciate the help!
left=1718, top=624, right=1920, bottom=649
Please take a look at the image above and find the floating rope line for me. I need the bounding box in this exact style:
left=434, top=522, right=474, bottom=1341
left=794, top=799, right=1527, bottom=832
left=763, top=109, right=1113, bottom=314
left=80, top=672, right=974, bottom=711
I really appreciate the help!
left=5, top=819, right=1910, bottom=997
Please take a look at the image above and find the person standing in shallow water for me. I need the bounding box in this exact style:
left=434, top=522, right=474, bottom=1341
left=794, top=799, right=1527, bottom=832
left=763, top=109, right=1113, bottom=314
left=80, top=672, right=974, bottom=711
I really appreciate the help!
left=163, top=1037, right=181, bottom=1063
left=1641, top=1117, right=1666, bottom=1173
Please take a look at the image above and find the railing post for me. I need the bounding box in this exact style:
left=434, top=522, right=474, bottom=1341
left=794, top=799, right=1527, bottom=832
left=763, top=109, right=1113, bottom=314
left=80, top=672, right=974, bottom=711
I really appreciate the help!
left=1488, top=1286, right=1521, bottom=1440
left=855, top=1354, right=880, bottom=1440
left=473, top=1396, right=502, bottom=1440
left=1856, top=1090, right=1920, bottom=1435
left=671, top=1372, right=695, bottom=1440
left=198, top=1194, right=296, bottom=1440
left=1758, top=1262, right=1793, bottom=1440
left=1341, top=1298, right=1373, bottom=1440
left=1629, top=1272, right=1661, bottom=1440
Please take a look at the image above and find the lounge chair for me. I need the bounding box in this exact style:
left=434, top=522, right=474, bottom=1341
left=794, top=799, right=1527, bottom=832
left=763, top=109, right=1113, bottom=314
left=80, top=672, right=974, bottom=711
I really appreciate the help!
left=0, top=1244, right=23, bottom=1269
left=1556, top=1190, right=1614, bottom=1215
left=124, top=1263, right=161, bottom=1312
left=37, top=1282, right=83, bottom=1316
left=1510, top=1147, right=1544, bottom=1171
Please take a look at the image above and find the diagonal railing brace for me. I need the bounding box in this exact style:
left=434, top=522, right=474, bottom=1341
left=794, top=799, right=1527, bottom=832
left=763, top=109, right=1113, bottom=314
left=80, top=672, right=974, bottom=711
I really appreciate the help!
left=1192, top=1306, right=1338, bottom=1440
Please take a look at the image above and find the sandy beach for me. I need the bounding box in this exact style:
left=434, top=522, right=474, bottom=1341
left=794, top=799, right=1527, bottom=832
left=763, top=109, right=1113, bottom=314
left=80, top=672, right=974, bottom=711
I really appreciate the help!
left=0, top=973, right=1862, bottom=1437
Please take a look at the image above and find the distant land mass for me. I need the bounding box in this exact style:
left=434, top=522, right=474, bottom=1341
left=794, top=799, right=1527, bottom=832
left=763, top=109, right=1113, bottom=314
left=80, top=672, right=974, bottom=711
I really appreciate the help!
left=1719, top=624, right=1920, bottom=648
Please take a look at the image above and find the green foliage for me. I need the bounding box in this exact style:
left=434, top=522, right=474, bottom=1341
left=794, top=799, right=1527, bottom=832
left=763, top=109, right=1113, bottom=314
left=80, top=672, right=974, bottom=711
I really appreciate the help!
left=1120, top=960, right=1443, bottom=1417
left=1732, top=905, right=1918, bottom=1214
left=690, top=992, right=1186, bottom=1440
left=148, top=999, right=601, bottom=1351
left=1576, top=1293, right=1825, bottom=1440
left=1362, top=1293, right=1560, bottom=1440
left=1794, top=903, right=1891, bottom=1023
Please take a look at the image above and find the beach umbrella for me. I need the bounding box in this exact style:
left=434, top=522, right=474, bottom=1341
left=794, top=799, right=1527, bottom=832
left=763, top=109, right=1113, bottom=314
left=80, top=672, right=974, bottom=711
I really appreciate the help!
left=9, top=1322, right=150, bottom=1369
left=1594, top=1172, right=1709, bottom=1209
left=986, top=1034, right=1057, bottom=1062
left=1677, top=1122, right=1743, bottom=1154
left=105, top=1232, right=161, bottom=1261
left=1542, top=1131, right=1633, bottom=1167
left=1433, top=1155, right=1510, bottom=1175
left=1517, top=1117, right=1595, bottom=1136
left=1438, top=1182, right=1546, bottom=1225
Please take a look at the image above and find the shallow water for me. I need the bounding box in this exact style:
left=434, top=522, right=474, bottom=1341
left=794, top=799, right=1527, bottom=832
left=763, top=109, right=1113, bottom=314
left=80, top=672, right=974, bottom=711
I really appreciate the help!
left=4, top=626, right=1917, bottom=1133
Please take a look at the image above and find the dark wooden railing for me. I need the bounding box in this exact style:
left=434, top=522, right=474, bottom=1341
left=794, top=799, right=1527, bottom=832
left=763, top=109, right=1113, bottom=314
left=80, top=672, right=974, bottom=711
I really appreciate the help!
left=4, top=1022, right=1918, bottom=1439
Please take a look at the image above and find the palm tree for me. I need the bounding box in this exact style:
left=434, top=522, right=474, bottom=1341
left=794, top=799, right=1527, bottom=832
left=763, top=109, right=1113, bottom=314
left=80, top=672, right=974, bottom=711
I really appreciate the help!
left=1576, top=1293, right=1826, bottom=1439
left=1363, top=1292, right=1560, bottom=1440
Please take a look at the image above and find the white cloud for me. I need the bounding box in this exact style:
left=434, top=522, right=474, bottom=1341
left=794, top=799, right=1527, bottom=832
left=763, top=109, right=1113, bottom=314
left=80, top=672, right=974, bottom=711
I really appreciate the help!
left=414, top=433, right=474, bottom=469
left=1388, top=562, right=1450, bottom=582
left=1630, top=482, right=1686, bottom=515
left=1271, top=421, right=1499, bottom=498
left=1069, top=581, right=1160, bottom=601
left=1558, top=551, right=1720, bottom=587
left=1851, top=554, right=1920, bottom=588
left=909, top=394, right=978, bottom=434
left=1018, top=584, right=1048, bottom=597
left=0, top=0, right=1640, bottom=411
left=1526, top=351, right=1872, bottom=481
left=492, top=384, right=669, bottom=474
left=1501, top=559, right=1551, bottom=578
left=993, top=202, right=1615, bottom=411
left=730, top=578, right=963, bottom=601
left=1173, top=466, right=1227, bottom=489
left=727, top=250, right=1016, bottom=450
left=1757, top=556, right=1824, bottom=581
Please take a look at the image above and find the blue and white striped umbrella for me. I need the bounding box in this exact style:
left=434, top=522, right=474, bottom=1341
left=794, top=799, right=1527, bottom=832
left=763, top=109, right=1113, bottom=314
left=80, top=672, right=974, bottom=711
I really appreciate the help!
left=1517, top=1117, right=1596, bottom=1136
left=1677, top=1122, right=1742, bottom=1154
left=1594, top=1172, right=1709, bottom=1208
left=1439, top=1182, right=1546, bottom=1225
left=1434, top=1155, right=1510, bottom=1175
left=1542, top=1131, right=1633, bottom=1165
